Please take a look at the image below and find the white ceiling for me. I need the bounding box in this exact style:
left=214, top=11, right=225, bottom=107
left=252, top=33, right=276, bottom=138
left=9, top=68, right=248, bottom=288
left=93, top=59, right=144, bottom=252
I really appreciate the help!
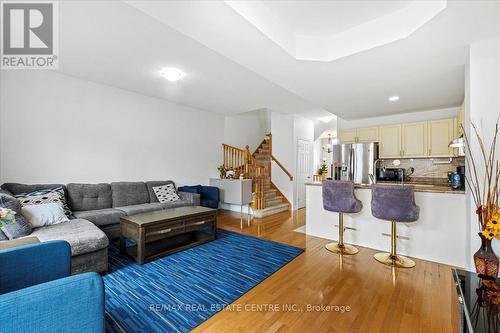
left=56, top=1, right=325, bottom=117
left=54, top=1, right=500, bottom=120
left=262, top=0, right=410, bottom=37
left=128, top=0, right=500, bottom=119
left=226, top=0, right=446, bottom=61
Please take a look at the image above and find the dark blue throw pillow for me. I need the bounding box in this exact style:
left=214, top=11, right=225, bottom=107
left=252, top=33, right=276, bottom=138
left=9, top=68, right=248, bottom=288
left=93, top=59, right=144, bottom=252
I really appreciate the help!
left=178, top=186, right=200, bottom=194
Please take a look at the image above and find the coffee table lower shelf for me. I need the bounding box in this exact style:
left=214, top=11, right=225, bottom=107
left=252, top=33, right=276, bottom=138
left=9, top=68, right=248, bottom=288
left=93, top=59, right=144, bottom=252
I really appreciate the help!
left=122, top=231, right=216, bottom=264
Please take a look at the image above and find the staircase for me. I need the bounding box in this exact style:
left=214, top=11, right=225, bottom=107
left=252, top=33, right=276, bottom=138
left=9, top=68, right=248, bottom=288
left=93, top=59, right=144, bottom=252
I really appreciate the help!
left=222, top=133, right=292, bottom=218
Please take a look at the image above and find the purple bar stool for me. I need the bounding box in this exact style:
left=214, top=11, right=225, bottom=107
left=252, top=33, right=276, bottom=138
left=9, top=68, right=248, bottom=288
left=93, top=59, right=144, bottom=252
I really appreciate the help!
left=322, top=180, right=362, bottom=255
left=371, top=184, right=420, bottom=268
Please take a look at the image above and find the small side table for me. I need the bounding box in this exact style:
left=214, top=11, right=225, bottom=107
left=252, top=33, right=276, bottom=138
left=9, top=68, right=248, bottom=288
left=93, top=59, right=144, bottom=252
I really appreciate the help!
left=209, top=178, right=252, bottom=228
left=0, top=236, right=40, bottom=250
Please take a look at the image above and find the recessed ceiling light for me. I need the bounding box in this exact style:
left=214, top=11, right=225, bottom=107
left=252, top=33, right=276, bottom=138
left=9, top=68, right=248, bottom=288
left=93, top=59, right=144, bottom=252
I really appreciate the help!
left=160, top=67, right=185, bottom=82
left=388, top=96, right=400, bottom=102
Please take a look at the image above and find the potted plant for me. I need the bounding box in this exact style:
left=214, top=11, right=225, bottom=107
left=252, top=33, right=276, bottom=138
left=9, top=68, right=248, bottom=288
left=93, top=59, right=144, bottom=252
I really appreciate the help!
left=317, top=161, right=328, bottom=180
left=463, top=119, right=500, bottom=276
left=217, top=165, right=226, bottom=179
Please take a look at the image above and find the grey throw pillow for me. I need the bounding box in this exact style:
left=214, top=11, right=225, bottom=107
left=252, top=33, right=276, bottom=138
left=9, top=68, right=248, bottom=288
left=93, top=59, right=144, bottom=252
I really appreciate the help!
left=0, top=190, right=32, bottom=239
left=2, top=215, right=32, bottom=239
left=14, top=187, right=72, bottom=216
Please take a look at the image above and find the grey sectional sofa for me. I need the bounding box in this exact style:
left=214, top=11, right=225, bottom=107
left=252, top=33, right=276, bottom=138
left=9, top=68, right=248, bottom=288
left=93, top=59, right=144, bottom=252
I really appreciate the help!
left=0, top=181, right=200, bottom=274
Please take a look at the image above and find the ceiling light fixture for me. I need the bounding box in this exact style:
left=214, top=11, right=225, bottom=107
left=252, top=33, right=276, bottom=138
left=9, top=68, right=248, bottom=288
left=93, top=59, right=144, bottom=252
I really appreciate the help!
left=388, top=96, right=400, bottom=102
left=160, top=67, right=185, bottom=82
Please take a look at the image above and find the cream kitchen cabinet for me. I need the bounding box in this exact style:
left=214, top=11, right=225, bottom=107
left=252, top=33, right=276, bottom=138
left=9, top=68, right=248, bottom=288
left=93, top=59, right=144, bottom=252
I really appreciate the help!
left=356, top=127, right=379, bottom=143
left=379, top=124, right=402, bottom=158
left=402, top=122, right=427, bottom=157
left=338, top=129, right=357, bottom=143
left=338, top=117, right=456, bottom=158
left=338, top=127, right=378, bottom=143
left=428, top=118, right=454, bottom=157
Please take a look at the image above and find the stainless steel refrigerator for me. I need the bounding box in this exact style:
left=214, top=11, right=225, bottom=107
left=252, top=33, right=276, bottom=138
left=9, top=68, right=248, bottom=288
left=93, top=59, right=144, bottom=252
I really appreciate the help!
left=330, top=143, right=379, bottom=185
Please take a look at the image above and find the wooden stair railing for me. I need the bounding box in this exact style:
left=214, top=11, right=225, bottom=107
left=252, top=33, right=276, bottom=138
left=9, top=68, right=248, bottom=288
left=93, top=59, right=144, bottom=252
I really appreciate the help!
left=222, top=144, right=247, bottom=173
left=271, top=155, right=293, bottom=181
left=222, top=143, right=267, bottom=209
left=222, top=132, right=293, bottom=211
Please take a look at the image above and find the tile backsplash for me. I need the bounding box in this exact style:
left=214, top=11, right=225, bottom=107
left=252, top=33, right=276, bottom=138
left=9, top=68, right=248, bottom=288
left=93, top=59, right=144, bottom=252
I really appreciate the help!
left=379, top=157, right=465, bottom=180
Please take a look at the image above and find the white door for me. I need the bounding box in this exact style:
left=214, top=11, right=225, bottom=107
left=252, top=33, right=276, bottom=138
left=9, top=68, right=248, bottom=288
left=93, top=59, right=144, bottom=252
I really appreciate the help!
left=297, top=139, right=313, bottom=209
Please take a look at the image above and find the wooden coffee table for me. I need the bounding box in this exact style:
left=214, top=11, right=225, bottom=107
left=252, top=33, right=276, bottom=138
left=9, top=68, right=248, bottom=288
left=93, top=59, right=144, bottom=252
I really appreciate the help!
left=120, top=206, right=217, bottom=264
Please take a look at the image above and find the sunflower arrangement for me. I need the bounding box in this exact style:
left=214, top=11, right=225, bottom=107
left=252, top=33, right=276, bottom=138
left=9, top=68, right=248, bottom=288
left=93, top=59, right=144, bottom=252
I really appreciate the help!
left=482, top=209, right=500, bottom=240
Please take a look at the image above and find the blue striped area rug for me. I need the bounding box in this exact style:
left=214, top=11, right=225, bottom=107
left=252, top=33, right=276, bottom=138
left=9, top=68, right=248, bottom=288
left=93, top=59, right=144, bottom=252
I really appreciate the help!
left=103, top=229, right=304, bottom=333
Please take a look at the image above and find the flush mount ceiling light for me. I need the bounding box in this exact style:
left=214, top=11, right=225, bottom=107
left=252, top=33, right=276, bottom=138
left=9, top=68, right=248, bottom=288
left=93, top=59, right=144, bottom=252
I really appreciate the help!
left=388, top=96, right=400, bottom=102
left=160, top=67, right=185, bottom=82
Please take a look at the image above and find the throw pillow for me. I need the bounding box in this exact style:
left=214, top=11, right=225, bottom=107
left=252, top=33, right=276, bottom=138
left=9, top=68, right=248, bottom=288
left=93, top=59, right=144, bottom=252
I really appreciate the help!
left=15, top=187, right=72, bottom=216
left=1, top=217, right=32, bottom=240
left=21, top=202, right=70, bottom=228
left=153, top=184, right=180, bottom=203
left=0, top=190, right=32, bottom=240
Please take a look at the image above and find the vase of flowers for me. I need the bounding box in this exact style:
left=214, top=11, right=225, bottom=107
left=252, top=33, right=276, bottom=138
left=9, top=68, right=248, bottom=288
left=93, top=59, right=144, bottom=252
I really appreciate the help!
left=464, top=118, right=500, bottom=276
left=0, top=207, right=16, bottom=227
left=217, top=165, right=226, bottom=179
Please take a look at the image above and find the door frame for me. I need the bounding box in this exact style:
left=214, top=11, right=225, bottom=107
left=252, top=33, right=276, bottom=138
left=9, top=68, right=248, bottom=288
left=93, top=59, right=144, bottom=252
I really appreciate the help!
left=295, top=138, right=313, bottom=209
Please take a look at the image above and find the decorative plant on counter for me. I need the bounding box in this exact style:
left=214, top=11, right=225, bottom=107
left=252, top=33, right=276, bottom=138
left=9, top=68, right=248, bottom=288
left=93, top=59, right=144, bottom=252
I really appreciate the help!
left=217, top=164, right=226, bottom=179
left=463, top=117, right=500, bottom=277
left=317, top=161, right=328, bottom=176
left=0, top=207, right=16, bottom=227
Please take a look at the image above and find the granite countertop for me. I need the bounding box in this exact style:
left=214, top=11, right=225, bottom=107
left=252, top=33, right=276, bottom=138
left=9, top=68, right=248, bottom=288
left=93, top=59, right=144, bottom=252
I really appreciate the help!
left=305, top=181, right=465, bottom=194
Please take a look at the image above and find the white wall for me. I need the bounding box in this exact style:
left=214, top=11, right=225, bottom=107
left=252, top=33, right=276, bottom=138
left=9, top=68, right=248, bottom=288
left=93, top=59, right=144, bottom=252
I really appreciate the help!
left=270, top=111, right=295, bottom=206
left=313, top=115, right=337, bottom=140
left=467, top=36, right=500, bottom=268
left=0, top=71, right=224, bottom=185
left=338, top=106, right=460, bottom=129
left=224, top=109, right=269, bottom=151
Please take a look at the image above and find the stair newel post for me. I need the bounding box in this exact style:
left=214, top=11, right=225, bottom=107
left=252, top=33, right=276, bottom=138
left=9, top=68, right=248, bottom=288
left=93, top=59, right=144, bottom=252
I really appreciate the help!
left=244, top=145, right=250, bottom=178
left=222, top=144, right=226, bottom=169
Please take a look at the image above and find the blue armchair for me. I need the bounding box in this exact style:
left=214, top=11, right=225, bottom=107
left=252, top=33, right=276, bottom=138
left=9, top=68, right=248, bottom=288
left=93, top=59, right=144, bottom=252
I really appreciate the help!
left=179, top=185, right=220, bottom=209
left=0, top=241, right=105, bottom=333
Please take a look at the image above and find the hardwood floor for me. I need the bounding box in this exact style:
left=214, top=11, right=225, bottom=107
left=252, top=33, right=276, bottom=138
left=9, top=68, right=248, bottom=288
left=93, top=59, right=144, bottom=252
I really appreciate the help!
left=193, top=209, right=459, bottom=333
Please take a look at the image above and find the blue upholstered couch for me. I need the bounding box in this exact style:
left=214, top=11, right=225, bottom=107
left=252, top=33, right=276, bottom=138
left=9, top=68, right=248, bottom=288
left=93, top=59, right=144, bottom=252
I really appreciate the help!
left=0, top=240, right=105, bottom=333
left=178, top=185, right=219, bottom=209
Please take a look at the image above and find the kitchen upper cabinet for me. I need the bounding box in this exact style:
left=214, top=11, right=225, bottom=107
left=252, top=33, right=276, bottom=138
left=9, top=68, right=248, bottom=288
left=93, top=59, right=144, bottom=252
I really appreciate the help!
left=357, top=127, right=379, bottom=143
left=428, top=118, right=454, bottom=157
left=379, top=124, right=402, bottom=158
left=338, top=129, right=357, bottom=143
left=402, top=122, right=427, bottom=157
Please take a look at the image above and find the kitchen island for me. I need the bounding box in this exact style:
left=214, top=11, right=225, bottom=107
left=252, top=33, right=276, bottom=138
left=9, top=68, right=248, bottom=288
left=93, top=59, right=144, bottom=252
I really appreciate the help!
left=306, top=182, right=467, bottom=267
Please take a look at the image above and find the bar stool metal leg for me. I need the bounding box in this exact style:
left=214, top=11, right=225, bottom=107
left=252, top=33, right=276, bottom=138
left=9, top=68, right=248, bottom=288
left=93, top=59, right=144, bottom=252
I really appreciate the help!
left=374, top=221, right=415, bottom=268
left=325, top=213, right=359, bottom=255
